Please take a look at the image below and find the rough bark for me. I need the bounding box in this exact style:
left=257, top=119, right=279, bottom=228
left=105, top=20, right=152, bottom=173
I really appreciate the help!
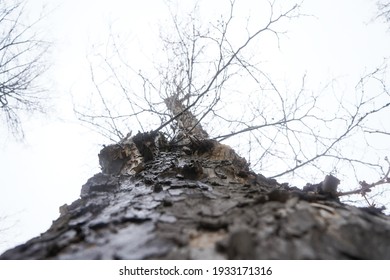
left=1, top=131, right=390, bottom=260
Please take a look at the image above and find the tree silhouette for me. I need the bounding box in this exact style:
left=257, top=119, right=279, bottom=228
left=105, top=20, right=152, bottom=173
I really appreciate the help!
left=0, top=0, right=49, bottom=139
left=377, top=1, right=390, bottom=24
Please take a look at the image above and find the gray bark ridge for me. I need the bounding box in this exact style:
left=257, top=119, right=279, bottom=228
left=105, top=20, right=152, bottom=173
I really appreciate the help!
left=1, top=131, right=390, bottom=259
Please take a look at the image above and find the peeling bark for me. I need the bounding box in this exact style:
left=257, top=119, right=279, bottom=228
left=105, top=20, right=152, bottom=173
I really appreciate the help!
left=1, top=132, right=390, bottom=259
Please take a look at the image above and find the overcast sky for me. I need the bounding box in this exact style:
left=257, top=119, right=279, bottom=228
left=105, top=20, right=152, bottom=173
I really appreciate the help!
left=1, top=0, right=390, bottom=254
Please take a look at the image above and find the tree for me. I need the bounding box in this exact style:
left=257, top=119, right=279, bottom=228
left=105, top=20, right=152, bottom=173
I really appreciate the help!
left=1, top=122, right=390, bottom=259
left=0, top=214, right=17, bottom=250
left=2, top=0, right=390, bottom=260
left=74, top=0, right=390, bottom=207
left=0, top=0, right=49, bottom=139
left=377, top=1, right=390, bottom=24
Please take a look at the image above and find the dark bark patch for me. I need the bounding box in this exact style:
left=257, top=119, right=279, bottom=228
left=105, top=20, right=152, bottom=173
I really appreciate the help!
left=80, top=173, right=119, bottom=197
left=227, top=230, right=256, bottom=259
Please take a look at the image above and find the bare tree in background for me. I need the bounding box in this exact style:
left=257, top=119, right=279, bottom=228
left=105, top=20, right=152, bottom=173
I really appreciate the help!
left=377, top=1, right=390, bottom=23
left=0, top=214, right=16, bottom=250
left=0, top=0, right=49, bottom=139
left=75, top=0, right=390, bottom=207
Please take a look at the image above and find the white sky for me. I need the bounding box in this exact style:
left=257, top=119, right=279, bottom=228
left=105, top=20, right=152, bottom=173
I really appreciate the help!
left=1, top=0, right=390, bottom=254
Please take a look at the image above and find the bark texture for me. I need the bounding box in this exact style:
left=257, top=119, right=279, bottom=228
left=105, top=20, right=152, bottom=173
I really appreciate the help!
left=1, top=132, right=390, bottom=259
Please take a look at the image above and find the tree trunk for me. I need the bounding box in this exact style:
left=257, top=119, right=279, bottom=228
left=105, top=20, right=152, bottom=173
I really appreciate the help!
left=1, top=132, right=390, bottom=259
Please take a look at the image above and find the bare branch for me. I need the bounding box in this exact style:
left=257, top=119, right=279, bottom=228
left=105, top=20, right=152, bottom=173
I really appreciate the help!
left=339, top=157, right=390, bottom=201
left=0, top=0, right=50, bottom=139
left=75, top=0, right=390, bottom=209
